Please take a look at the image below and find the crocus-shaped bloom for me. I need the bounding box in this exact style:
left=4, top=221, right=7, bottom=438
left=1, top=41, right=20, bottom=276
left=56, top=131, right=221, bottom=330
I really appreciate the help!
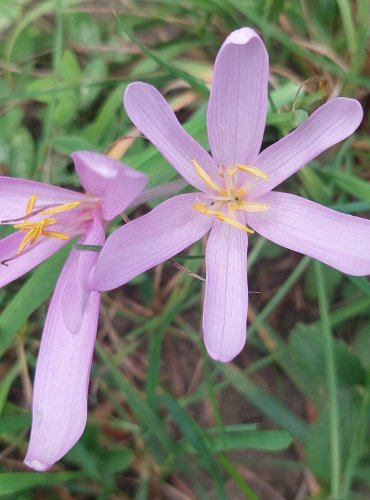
left=0, top=151, right=147, bottom=470
left=92, top=28, right=370, bottom=363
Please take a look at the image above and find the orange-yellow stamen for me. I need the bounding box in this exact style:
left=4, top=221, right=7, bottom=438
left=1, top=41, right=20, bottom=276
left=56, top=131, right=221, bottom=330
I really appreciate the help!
left=236, top=164, right=269, bottom=180
left=39, top=201, right=81, bottom=215
left=26, top=194, right=37, bottom=217
left=14, top=195, right=78, bottom=254
left=192, top=203, right=254, bottom=234
left=192, top=160, right=224, bottom=194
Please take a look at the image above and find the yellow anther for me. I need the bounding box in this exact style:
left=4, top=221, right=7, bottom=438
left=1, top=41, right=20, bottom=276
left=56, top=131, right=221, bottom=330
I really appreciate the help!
left=192, top=203, right=210, bottom=214
left=17, top=230, right=37, bottom=254
left=214, top=213, right=254, bottom=234
left=192, top=160, right=223, bottom=193
left=192, top=203, right=254, bottom=234
left=234, top=202, right=270, bottom=212
left=39, top=201, right=81, bottom=215
left=26, top=194, right=37, bottom=215
left=236, top=164, right=269, bottom=180
left=14, top=194, right=76, bottom=254
left=41, top=230, right=70, bottom=240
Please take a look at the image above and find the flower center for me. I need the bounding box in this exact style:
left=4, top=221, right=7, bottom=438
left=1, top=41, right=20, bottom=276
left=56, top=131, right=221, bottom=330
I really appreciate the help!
left=191, top=160, right=270, bottom=233
left=10, top=194, right=81, bottom=254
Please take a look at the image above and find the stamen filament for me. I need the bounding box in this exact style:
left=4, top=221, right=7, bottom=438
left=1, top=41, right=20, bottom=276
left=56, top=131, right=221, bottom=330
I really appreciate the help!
left=192, top=160, right=223, bottom=193
left=226, top=166, right=238, bottom=176
left=202, top=194, right=234, bottom=202
left=192, top=203, right=254, bottom=234
left=39, top=201, right=81, bottom=215
left=236, top=164, right=269, bottom=180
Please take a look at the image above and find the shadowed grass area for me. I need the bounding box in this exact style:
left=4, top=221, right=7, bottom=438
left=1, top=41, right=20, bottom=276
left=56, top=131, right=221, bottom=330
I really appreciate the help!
left=1, top=0, right=370, bottom=498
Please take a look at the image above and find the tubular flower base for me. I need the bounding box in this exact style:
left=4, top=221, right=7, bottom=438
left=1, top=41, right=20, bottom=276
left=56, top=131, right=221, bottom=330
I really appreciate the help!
left=0, top=151, right=147, bottom=471
left=92, top=27, right=370, bottom=363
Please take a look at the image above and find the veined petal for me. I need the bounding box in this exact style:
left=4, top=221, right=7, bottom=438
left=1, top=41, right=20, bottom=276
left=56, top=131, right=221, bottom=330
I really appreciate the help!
left=124, top=83, right=219, bottom=192
left=24, top=256, right=101, bottom=470
left=0, top=177, right=88, bottom=222
left=0, top=232, right=68, bottom=288
left=72, top=151, right=147, bottom=221
left=207, top=27, right=269, bottom=167
left=249, top=98, right=363, bottom=198
left=62, top=215, right=105, bottom=333
left=203, top=217, right=249, bottom=362
left=91, top=194, right=213, bottom=292
left=246, top=191, right=370, bottom=275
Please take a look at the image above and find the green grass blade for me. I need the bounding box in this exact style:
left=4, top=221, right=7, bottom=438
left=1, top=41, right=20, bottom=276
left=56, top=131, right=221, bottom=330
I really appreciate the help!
left=314, top=261, right=341, bottom=498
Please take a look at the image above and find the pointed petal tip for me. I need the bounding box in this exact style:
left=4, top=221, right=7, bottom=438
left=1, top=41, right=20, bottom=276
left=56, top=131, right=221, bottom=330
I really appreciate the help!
left=24, top=458, right=52, bottom=472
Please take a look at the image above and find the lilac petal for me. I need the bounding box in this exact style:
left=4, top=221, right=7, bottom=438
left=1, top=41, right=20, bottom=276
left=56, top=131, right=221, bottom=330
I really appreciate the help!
left=0, top=177, right=87, bottom=222
left=0, top=232, right=68, bottom=288
left=24, top=233, right=102, bottom=470
left=207, top=28, right=269, bottom=167
left=249, top=98, right=363, bottom=198
left=24, top=296, right=100, bottom=471
left=124, top=83, right=219, bottom=192
left=91, top=194, right=213, bottom=292
left=71, top=151, right=147, bottom=221
left=62, top=215, right=105, bottom=333
left=246, top=191, right=370, bottom=275
left=203, top=218, right=249, bottom=362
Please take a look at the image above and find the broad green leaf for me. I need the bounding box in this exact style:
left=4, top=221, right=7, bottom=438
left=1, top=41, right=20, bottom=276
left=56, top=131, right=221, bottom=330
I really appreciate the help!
left=288, top=323, right=365, bottom=403
left=0, top=107, right=23, bottom=140
left=59, top=49, right=81, bottom=82
left=65, top=440, right=100, bottom=479
left=201, top=429, right=292, bottom=452
left=80, top=58, right=107, bottom=108
left=305, top=391, right=362, bottom=484
left=0, top=413, right=30, bottom=434
left=54, top=89, right=79, bottom=125
left=100, top=448, right=133, bottom=476
left=26, top=78, right=57, bottom=104
left=0, top=472, right=78, bottom=494
left=52, top=134, right=96, bottom=156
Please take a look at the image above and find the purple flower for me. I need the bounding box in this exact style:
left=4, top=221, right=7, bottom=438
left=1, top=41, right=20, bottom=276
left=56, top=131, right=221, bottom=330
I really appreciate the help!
left=92, top=27, right=370, bottom=363
left=0, top=151, right=147, bottom=470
